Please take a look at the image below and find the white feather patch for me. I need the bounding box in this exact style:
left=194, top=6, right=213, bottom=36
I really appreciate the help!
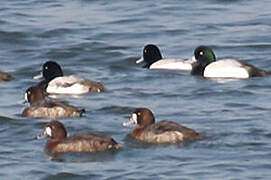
left=46, top=75, right=90, bottom=94
left=24, top=92, right=28, bottom=102
left=45, top=127, right=52, bottom=137
left=131, top=113, right=137, bottom=124
left=122, top=113, right=137, bottom=126
left=150, top=58, right=194, bottom=70
left=204, top=59, right=249, bottom=79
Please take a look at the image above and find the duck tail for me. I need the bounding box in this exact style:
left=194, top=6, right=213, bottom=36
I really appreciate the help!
left=114, top=143, right=124, bottom=149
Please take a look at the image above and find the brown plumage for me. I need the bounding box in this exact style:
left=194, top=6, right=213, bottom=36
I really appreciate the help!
left=39, top=120, right=123, bottom=153
left=22, top=86, right=85, bottom=118
left=0, top=71, right=12, bottom=82
left=124, top=108, right=203, bottom=144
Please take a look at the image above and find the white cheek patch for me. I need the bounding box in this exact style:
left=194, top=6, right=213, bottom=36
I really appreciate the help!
left=24, top=92, right=28, bottom=102
left=131, top=113, right=138, bottom=124
left=45, top=127, right=52, bottom=137
left=122, top=113, right=138, bottom=126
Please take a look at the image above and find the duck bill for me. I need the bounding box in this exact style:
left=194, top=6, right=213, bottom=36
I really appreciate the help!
left=122, top=113, right=137, bottom=126
left=36, top=129, right=47, bottom=140
left=122, top=119, right=135, bottom=126
left=33, top=72, right=44, bottom=80
left=18, top=98, right=27, bottom=104
left=191, top=56, right=197, bottom=62
left=136, top=57, right=144, bottom=64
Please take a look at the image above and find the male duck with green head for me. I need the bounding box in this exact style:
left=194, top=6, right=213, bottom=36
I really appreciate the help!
left=191, top=46, right=268, bottom=79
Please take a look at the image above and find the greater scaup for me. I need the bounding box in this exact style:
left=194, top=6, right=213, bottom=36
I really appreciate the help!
left=23, top=86, right=85, bottom=118
left=123, top=108, right=203, bottom=144
left=35, top=61, right=107, bottom=95
left=136, top=44, right=195, bottom=70
left=38, top=120, right=123, bottom=153
left=191, top=46, right=268, bottom=79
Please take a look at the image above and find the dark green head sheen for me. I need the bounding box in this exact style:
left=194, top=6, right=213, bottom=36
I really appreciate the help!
left=194, top=46, right=216, bottom=67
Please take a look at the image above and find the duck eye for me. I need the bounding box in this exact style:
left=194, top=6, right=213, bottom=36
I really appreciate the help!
left=199, top=51, right=204, bottom=56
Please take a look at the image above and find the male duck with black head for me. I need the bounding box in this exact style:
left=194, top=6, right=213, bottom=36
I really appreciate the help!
left=136, top=44, right=195, bottom=70
left=191, top=46, right=268, bottom=79
left=0, top=71, right=12, bottom=82
left=23, top=85, right=85, bottom=118
left=38, top=120, right=123, bottom=153
left=123, top=108, right=203, bottom=144
left=35, top=61, right=107, bottom=95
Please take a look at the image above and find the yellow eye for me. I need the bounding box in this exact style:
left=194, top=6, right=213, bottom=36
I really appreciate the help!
left=28, top=91, right=31, bottom=95
left=199, top=51, right=204, bottom=56
left=45, top=66, right=48, bottom=70
left=138, top=112, right=141, bottom=116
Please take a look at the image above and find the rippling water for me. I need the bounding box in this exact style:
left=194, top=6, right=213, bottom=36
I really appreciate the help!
left=1, top=0, right=271, bottom=179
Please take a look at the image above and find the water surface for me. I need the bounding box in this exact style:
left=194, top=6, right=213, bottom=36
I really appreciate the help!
left=1, top=0, right=271, bottom=179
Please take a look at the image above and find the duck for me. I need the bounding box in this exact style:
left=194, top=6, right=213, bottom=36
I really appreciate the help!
left=123, top=107, right=203, bottom=144
left=37, top=120, right=123, bottom=153
left=22, top=85, right=85, bottom=118
left=35, top=61, right=107, bottom=95
left=191, top=46, right=268, bottom=79
left=136, top=44, right=195, bottom=70
left=0, top=71, right=12, bottom=82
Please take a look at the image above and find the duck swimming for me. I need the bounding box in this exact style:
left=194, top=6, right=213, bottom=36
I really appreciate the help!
left=35, top=61, right=107, bottom=95
left=191, top=46, right=268, bottom=79
left=136, top=44, right=195, bottom=70
left=23, top=86, right=85, bottom=118
left=38, top=120, right=123, bottom=153
left=123, top=107, right=203, bottom=144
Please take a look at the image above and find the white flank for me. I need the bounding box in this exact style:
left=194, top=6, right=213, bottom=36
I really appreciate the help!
left=46, top=75, right=89, bottom=94
left=45, top=127, right=52, bottom=137
left=150, top=58, right=194, bottom=70
left=204, top=59, right=249, bottom=79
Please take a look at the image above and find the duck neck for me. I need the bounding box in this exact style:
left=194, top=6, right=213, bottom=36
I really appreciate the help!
left=132, top=125, right=146, bottom=137
left=191, top=62, right=206, bottom=76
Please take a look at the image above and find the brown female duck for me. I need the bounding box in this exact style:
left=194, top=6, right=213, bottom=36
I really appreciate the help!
left=22, top=86, right=85, bottom=118
left=123, top=108, right=203, bottom=144
left=38, top=120, right=122, bottom=153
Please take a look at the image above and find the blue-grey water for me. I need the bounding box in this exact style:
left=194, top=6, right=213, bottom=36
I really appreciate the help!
left=1, top=0, right=271, bottom=179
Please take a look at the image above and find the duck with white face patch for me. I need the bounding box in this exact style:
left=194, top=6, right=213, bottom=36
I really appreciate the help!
left=22, top=85, right=85, bottom=118
left=123, top=107, right=203, bottom=144
left=37, top=120, right=123, bottom=153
